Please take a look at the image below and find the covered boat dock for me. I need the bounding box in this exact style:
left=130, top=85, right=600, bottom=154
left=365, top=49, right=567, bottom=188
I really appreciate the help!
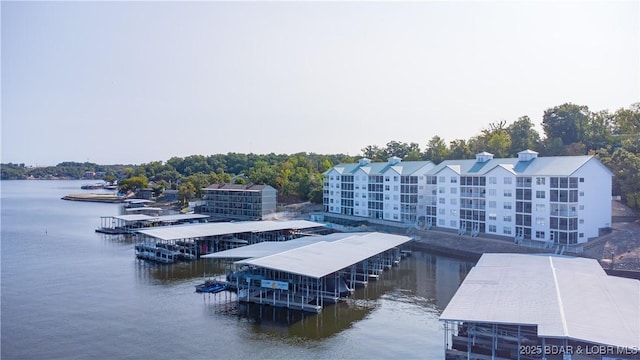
left=96, top=213, right=210, bottom=234
left=204, top=232, right=412, bottom=313
left=440, top=253, right=640, bottom=360
left=133, top=220, right=327, bottom=263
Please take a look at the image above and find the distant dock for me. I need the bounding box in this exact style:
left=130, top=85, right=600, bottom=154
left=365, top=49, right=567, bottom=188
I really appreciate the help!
left=62, top=194, right=124, bottom=203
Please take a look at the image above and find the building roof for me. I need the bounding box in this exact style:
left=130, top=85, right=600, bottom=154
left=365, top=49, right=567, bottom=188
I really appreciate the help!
left=136, top=220, right=325, bottom=241
left=440, top=253, right=640, bottom=349
left=326, top=160, right=433, bottom=177
left=112, top=213, right=209, bottom=223
left=429, top=154, right=611, bottom=177
left=235, top=232, right=411, bottom=279
left=202, top=183, right=274, bottom=192
left=201, top=232, right=366, bottom=259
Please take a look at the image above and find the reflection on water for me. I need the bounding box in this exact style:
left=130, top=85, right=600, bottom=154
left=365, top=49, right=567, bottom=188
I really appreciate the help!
left=176, top=248, right=475, bottom=341
left=2, top=180, right=477, bottom=359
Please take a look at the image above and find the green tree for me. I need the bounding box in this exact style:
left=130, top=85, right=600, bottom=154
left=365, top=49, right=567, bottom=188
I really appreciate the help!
left=361, top=145, right=384, bottom=161
left=601, top=148, right=640, bottom=211
left=118, top=176, right=149, bottom=193
left=507, top=116, right=541, bottom=155
left=448, top=139, right=474, bottom=160
left=178, top=182, right=196, bottom=205
left=612, top=103, right=640, bottom=136
left=424, top=136, right=449, bottom=164
left=103, top=174, right=117, bottom=184
left=542, top=103, right=590, bottom=145
left=383, top=141, right=420, bottom=159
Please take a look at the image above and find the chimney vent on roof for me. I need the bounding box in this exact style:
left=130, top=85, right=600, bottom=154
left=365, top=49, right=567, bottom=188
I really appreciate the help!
left=518, top=149, right=538, bottom=162
left=388, top=156, right=402, bottom=165
left=358, top=158, right=372, bottom=166
left=475, top=152, right=494, bottom=163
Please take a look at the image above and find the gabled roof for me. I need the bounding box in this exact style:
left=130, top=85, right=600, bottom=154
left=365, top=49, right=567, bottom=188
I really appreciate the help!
left=235, top=232, right=411, bottom=279
left=440, top=253, right=640, bottom=349
left=427, top=154, right=609, bottom=177
left=327, top=160, right=433, bottom=177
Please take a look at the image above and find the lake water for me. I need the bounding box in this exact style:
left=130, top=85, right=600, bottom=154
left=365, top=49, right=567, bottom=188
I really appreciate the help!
left=1, top=180, right=474, bottom=359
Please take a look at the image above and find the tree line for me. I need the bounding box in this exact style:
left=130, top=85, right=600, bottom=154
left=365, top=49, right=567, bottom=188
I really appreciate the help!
left=2, top=103, right=638, bottom=211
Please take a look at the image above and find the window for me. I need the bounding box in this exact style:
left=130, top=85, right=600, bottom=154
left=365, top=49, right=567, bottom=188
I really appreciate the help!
left=579, top=219, right=584, bottom=224
left=504, top=202, right=513, bottom=210
left=536, top=203, right=545, bottom=211
left=579, top=178, right=584, bottom=182
left=488, top=177, right=497, bottom=184
left=536, top=191, right=545, bottom=199
left=488, top=225, right=497, bottom=232
left=504, top=190, right=512, bottom=197
left=450, top=209, right=458, bottom=216
left=450, top=187, right=457, bottom=194
left=579, top=205, right=584, bottom=210
left=579, top=191, right=584, bottom=197
left=439, top=176, right=445, bottom=183
left=503, top=227, right=512, bottom=235
left=450, top=198, right=457, bottom=205
left=535, top=231, right=545, bottom=239
left=439, top=187, right=445, bottom=194
left=385, top=185, right=390, bottom=191
left=536, top=177, right=546, bottom=185
left=394, top=186, right=398, bottom=191
left=504, top=215, right=512, bottom=222
left=488, top=189, right=497, bottom=196
left=488, top=213, right=497, bottom=221
left=450, top=177, right=458, bottom=183
left=439, top=208, right=445, bottom=215
left=579, top=233, right=584, bottom=238
left=504, top=177, right=512, bottom=185
left=536, top=217, right=545, bottom=226
left=450, top=220, right=457, bottom=227
left=393, top=176, right=398, bottom=181
left=385, top=176, right=390, bottom=182
left=393, top=195, right=398, bottom=200
left=439, top=198, right=445, bottom=204
left=393, top=214, right=398, bottom=220
left=330, top=199, right=334, bottom=203
left=489, top=201, right=497, bottom=208
left=438, top=219, right=445, bottom=226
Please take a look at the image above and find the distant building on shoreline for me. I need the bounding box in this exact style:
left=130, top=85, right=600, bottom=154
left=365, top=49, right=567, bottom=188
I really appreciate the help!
left=198, top=183, right=277, bottom=221
left=323, top=150, right=613, bottom=245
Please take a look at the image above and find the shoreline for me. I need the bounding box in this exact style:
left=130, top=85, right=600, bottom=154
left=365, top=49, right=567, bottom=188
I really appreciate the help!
left=409, top=226, right=640, bottom=280
left=61, top=194, right=124, bottom=203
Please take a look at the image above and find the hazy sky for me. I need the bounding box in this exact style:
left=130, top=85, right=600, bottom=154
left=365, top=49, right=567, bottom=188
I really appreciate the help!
left=2, top=1, right=638, bottom=166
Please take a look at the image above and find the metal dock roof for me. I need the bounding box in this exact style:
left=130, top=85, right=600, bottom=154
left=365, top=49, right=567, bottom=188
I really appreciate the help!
left=111, top=213, right=210, bottom=222
left=202, top=232, right=370, bottom=259
left=236, top=232, right=411, bottom=279
left=440, top=253, right=640, bottom=349
left=136, top=220, right=325, bottom=241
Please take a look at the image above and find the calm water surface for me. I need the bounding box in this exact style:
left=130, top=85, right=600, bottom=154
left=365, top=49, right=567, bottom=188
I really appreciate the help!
left=1, top=180, right=474, bottom=359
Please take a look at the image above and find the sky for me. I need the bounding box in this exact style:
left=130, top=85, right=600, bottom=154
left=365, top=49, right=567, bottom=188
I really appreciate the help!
left=2, top=1, right=638, bottom=166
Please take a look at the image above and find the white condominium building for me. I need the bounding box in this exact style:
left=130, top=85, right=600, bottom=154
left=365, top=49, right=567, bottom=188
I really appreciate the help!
left=323, top=157, right=435, bottom=223
left=323, top=150, right=613, bottom=245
